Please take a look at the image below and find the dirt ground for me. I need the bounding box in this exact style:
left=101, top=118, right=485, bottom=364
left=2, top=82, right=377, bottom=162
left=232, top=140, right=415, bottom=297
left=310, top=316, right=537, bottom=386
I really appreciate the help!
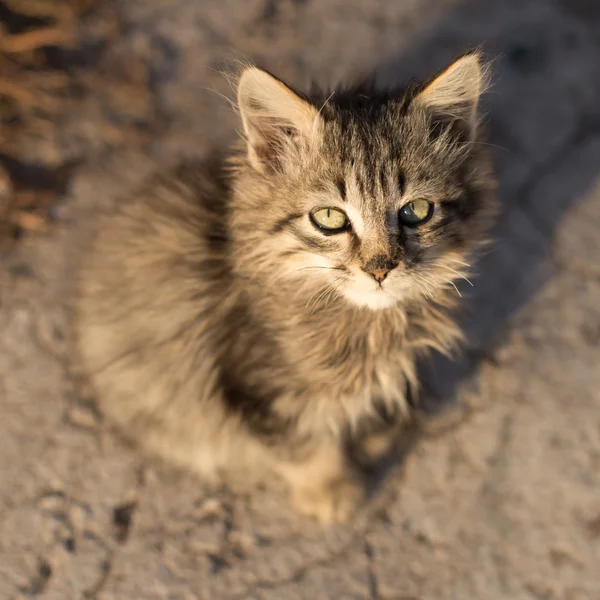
left=1, top=0, right=600, bottom=598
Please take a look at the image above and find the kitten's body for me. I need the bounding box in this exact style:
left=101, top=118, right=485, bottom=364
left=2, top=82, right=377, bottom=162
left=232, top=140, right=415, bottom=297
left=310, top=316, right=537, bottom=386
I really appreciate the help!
left=74, top=55, right=495, bottom=521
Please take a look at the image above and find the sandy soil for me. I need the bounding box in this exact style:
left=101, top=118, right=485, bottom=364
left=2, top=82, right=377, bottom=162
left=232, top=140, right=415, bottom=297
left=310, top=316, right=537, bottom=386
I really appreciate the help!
left=1, top=0, right=599, bottom=598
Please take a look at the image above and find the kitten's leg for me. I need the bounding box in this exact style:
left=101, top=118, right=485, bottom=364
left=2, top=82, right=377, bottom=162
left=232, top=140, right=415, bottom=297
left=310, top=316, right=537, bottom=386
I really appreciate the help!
left=274, top=435, right=365, bottom=523
left=352, top=395, right=410, bottom=466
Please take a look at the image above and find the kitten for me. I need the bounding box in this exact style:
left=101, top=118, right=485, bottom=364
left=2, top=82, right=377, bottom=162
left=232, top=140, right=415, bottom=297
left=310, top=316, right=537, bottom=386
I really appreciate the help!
left=73, top=53, right=495, bottom=522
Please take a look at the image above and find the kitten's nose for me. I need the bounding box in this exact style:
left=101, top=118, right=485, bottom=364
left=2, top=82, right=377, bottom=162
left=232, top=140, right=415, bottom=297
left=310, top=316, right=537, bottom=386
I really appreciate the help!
left=362, top=256, right=397, bottom=283
left=370, top=269, right=390, bottom=282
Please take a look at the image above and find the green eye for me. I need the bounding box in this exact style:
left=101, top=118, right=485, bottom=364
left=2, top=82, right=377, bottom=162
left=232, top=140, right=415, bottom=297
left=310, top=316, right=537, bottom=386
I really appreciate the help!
left=399, top=199, right=433, bottom=226
left=310, top=207, right=349, bottom=233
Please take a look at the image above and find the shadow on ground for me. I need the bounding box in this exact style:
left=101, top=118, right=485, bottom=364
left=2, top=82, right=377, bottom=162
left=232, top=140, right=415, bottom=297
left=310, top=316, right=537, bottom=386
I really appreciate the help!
left=368, top=0, right=600, bottom=415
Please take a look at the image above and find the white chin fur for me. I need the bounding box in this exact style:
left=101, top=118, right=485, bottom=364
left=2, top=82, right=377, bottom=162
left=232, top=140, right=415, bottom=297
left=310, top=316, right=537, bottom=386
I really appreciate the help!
left=341, top=285, right=398, bottom=310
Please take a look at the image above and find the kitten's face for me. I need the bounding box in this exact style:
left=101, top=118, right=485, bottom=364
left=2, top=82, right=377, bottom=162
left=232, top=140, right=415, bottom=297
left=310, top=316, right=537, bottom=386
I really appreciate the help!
left=234, top=56, right=494, bottom=311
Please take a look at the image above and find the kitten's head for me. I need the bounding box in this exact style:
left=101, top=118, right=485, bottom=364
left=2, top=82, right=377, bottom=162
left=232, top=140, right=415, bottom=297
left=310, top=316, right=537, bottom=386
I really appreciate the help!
left=232, top=54, right=495, bottom=311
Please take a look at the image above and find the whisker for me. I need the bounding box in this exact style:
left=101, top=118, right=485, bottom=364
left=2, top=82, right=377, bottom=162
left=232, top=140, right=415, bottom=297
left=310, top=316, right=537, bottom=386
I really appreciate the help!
left=309, top=276, right=344, bottom=314
left=463, top=140, right=508, bottom=153
left=422, top=270, right=463, bottom=298
left=199, top=86, right=238, bottom=113
left=324, top=281, right=348, bottom=311
left=317, top=91, right=335, bottom=117
left=313, top=285, right=333, bottom=311
left=326, top=277, right=347, bottom=307
left=294, top=266, right=345, bottom=273
left=437, top=277, right=462, bottom=297
left=445, top=258, right=471, bottom=268
left=277, top=265, right=344, bottom=283
left=307, top=276, right=342, bottom=312
left=433, top=263, right=474, bottom=287
left=318, top=286, right=337, bottom=313
left=411, top=273, right=435, bottom=301
left=305, top=281, right=331, bottom=310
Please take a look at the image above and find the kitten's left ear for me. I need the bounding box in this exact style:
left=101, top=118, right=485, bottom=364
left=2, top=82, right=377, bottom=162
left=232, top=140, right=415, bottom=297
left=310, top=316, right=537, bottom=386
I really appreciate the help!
left=414, top=53, right=488, bottom=138
left=237, top=67, right=320, bottom=174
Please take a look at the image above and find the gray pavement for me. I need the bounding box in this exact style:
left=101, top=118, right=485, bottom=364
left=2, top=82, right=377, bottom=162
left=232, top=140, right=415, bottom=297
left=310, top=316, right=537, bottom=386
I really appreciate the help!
left=1, top=0, right=599, bottom=598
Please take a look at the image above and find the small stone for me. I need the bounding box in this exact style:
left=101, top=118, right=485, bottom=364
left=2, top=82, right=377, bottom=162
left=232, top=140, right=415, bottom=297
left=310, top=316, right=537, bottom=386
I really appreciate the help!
left=526, top=580, right=558, bottom=599
left=195, top=498, right=223, bottom=520
left=416, top=517, right=445, bottom=546
left=67, top=403, right=99, bottom=429
left=549, top=542, right=580, bottom=567
left=228, top=531, right=255, bottom=556
left=38, top=494, right=65, bottom=512
left=68, top=503, right=87, bottom=534
left=113, top=501, right=137, bottom=543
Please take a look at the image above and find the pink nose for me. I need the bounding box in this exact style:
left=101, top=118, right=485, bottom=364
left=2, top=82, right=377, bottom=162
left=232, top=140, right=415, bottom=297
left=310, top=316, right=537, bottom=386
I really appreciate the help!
left=362, top=255, right=398, bottom=283
left=364, top=268, right=391, bottom=283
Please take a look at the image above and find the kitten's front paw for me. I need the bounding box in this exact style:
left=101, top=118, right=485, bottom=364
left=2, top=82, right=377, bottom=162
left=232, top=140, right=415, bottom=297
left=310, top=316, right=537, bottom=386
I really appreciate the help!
left=354, top=429, right=398, bottom=465
left=291, top=475, right=364, bottom=523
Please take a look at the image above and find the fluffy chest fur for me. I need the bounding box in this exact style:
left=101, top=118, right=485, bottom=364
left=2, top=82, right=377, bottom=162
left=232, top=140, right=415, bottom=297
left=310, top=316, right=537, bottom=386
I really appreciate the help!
left=222, top=278, right=461, bottom=436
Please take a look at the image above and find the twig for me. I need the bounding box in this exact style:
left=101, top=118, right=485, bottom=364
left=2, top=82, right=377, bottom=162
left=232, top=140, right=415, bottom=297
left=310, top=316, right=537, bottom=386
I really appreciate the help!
left=2, top=0, right=73, bottom=21
left=9, top=210, right=51, bottom=232
left=0, top=27, right=74, bottom=54
left=0, top=78, right=58, bottom=108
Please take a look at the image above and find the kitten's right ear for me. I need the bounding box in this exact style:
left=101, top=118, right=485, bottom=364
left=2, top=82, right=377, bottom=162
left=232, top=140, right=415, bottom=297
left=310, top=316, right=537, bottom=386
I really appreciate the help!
left=413, top=53, right=488, bottom=139
left=237, top=68, right=320, bottom=174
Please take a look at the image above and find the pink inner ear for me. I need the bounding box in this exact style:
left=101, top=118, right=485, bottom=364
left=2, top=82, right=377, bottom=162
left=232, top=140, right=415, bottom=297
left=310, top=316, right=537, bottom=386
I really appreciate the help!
left=238, top=68, right=321, bottom=174
left=246, top=120, right=299, bottom=173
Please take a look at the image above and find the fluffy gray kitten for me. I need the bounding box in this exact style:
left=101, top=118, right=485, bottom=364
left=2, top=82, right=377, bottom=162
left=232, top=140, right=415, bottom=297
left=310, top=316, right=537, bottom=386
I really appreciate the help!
left=74, top=54, right=495, bottom=522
